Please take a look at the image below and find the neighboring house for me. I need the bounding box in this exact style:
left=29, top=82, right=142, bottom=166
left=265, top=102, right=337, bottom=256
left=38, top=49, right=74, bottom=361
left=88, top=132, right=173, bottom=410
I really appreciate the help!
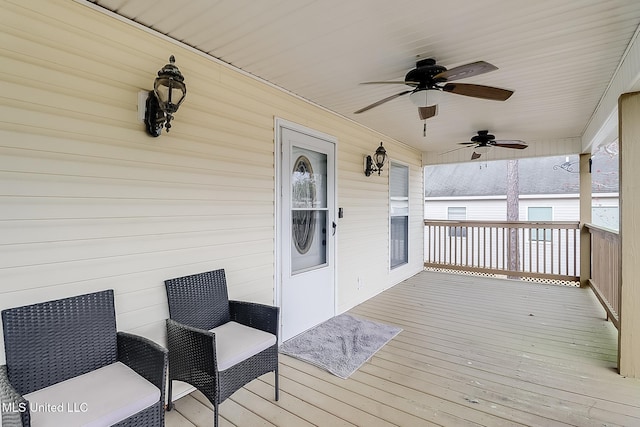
left=425, top=149, right=619, bottom=230
left=424, top=150, right=618, bottom=281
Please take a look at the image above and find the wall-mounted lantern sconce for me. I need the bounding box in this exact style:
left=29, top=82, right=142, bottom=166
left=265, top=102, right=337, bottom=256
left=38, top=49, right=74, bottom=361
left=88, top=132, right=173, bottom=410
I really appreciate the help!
left=145, top=55, right=187, bottom=137
left=364, top=142, right=387, bottom=176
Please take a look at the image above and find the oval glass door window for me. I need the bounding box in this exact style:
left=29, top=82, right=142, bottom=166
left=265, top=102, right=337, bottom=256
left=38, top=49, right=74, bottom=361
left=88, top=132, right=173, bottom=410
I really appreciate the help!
left=291, top=148, right=328, bottom=273
left=292, top=156, right=315, bottom=254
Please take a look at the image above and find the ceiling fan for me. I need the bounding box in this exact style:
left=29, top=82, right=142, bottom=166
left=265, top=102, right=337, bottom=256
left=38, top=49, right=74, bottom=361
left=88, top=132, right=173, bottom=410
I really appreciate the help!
left=354, top=58, right=514, bottom=119
left=457, top=130, right=527, bottom=160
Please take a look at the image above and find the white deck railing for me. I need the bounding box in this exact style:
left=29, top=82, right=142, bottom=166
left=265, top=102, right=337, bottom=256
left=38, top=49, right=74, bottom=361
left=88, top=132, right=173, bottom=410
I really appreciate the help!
left=424, top=219, right=580, bottom=282
left=586, top=224, right=620, bottom=328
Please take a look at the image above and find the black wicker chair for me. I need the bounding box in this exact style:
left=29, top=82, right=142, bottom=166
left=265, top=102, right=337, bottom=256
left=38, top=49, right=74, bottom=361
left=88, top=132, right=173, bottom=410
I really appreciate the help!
left=164, top=269, right=279, bottom=427
left=0, top=290, right=167, bottom=427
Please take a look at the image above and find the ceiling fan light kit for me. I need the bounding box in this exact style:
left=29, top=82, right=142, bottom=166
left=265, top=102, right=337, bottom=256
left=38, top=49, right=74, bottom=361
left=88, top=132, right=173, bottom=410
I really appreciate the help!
left=409, top=89, right=442, bottom=107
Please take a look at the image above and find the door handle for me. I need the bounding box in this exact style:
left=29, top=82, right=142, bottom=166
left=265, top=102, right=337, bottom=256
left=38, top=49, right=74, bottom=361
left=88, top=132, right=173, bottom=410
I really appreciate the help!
left=332, top=221, right=337, bottom=236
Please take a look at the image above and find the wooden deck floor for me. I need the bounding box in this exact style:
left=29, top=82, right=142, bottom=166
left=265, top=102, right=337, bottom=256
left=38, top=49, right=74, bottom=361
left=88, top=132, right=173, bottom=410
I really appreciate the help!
left=165, top=271, right=640, bottom=426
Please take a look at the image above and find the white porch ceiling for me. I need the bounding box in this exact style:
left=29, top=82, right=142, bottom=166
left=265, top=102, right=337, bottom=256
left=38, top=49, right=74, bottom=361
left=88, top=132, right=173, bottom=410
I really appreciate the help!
left=86, top=0, right=640, bottom=162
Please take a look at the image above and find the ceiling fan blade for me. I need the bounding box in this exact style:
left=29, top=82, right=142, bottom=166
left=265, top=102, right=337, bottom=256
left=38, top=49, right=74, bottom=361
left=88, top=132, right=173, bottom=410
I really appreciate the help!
left=418, top=105, right=437, bottom=120
left=471, top=152, right=482, bottom=160
left=492, top=140, right=528, bottom=149
left=443, top=83, right=514, bottom=101
left=354, top=90, right=412, bottom=114
left=439, top=145, right=473, bottom=155
left=433, top=61, right=498, bottom=81
left=458, top=142, right=477, bottom=146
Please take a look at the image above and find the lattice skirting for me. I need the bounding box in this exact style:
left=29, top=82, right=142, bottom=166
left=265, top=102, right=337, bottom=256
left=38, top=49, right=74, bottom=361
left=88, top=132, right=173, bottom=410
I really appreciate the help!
left=424, top=267, right=579, bottom=287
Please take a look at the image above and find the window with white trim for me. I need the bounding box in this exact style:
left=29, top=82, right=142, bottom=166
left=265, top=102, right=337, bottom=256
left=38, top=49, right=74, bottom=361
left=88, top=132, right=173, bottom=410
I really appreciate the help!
left=528, top=207, right=552, bottom=241
left=447, top=206, right=467, bottom=237
left=390, top=163, right=409, bottom=269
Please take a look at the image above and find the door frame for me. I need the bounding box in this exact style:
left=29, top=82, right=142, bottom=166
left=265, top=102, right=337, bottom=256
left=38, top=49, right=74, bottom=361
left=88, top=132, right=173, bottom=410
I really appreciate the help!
left=274, top=117, right=338, bottom=341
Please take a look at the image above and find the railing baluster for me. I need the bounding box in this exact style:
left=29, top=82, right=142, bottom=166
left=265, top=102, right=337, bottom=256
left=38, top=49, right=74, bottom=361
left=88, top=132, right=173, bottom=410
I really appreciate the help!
left=484, top=226, right=488, bottom=268
left=549, top=228, right=556, bottom=274
left=573, top=227, right=577, bottom=277
left=465, top=226, right=469, bottom=267
left=528, top=228, right=532, bottom=274
left=543, top=227, right=547, bottom=275
left=448, top=225, right=452, bottom=265
left=490, top=227, right=494, bottom=269
left=428, top=225, right=432, bottom=264
left=502, top=227, right=506, bottom=270
left=538, top=228, right=542, bottom=274
left=437, top=225, right=441, bottom=264
left=454, top=226, right=458, bottom=265
left=472, top=226, right=476, bottom=268
left=520, top=227, right=525, bottom=274
left=564, top=228, right=568, bottom=276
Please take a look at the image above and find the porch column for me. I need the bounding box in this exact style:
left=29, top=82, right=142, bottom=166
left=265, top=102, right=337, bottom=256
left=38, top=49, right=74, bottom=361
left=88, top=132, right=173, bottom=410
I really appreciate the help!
left=619, top=91, right=640, bottom=378
left=579, top=153, right=592, bottom=288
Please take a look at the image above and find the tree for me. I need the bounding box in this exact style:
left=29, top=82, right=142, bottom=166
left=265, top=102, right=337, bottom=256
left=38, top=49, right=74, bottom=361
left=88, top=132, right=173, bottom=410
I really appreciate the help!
left=506, top=160, right=520, bottom=276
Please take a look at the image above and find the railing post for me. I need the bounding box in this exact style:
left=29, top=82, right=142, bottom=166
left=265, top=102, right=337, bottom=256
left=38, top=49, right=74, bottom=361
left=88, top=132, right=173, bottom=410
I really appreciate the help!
left=579, top=153, right=592, bottom=288
left=619, top=91, right=640, bottom=378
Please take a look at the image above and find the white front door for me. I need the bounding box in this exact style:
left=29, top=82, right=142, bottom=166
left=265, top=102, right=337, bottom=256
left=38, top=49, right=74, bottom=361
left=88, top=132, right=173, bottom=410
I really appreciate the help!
left=278, top=122, right=336, bottom=341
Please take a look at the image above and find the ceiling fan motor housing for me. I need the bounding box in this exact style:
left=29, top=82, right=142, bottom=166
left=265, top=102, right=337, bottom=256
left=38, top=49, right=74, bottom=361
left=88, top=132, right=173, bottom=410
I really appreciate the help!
left=405, top=59, right=448, bottom=88
left=471, top=130, right=495, bottom=144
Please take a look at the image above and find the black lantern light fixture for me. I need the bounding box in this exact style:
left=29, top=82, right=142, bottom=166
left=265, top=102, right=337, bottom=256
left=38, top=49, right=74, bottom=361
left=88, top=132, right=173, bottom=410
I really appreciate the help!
left=364, top=142, right=388, bottom=176
left=145, top=55, right=187, bottom=137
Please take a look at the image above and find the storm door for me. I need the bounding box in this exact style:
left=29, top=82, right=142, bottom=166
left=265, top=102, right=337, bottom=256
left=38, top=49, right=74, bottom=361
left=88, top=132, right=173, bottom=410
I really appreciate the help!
left=278, top=123, right=336, bottom=341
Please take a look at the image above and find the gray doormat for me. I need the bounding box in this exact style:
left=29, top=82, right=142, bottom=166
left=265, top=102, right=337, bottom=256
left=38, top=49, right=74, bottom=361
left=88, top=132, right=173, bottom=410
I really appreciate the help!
left=279, top=313, right=402, bottom=379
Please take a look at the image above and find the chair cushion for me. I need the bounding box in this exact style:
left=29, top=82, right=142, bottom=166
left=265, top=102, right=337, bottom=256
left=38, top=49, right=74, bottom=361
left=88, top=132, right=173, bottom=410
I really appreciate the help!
left=209, top=321, right=277, bottom=371
left=24, top=361, right=160, bottom=427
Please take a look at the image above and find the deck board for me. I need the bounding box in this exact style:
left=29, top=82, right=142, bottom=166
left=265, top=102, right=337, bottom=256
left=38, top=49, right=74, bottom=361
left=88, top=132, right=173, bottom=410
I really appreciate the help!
left=167, top=271, right=640, bottom=426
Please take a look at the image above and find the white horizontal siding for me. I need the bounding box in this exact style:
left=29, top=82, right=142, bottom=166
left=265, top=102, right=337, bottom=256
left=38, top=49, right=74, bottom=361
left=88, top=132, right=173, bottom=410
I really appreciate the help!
left=334, top=136, right=424, bottom=313
left=0, top=0, right=423, bottom=363
left=425, top=198, right=508, bottom=222
left=425, top=195, right=619, bottom=222
left=520, top=198, right=580, bottom=222
left=425, top=197, right=585, bottom=222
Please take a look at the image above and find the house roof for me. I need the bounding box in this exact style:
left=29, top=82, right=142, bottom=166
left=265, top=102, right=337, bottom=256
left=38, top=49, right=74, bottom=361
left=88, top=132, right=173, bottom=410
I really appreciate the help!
left=425, top=149, right=618, bottom=198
